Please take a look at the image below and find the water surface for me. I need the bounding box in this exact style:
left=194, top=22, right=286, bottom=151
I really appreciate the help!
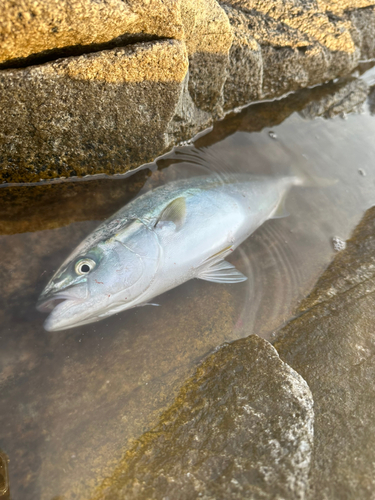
left=1, top=68, right=375, bottom=499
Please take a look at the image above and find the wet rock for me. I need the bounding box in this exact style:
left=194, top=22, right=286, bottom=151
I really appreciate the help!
left=1, top=0, right=375, bottom=182
left=0, top=169, right=149, bottom=235
left=196, top=74, right=371, bottom=148
left=0, top=0, right=184, bottom=68
left=369, top=85, right=375, bottom=114
left=0, top=40, right=188, bottom=183
left=92, top=335, right=314, bottom=500
left=274, top=205, right=375, bottom=500
left=299, top=77, right=369, bottom=118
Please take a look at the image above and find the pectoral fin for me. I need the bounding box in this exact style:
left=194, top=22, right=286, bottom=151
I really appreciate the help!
left=197, top=260, right=247, bottom=284
left=155, top=197, right=186, bottom=230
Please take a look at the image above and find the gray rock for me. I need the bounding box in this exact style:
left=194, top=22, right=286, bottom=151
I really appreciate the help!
left=0, top=40, right=189, bottom=183
left=274, top=205, right=375, bottom=500
left=222, top=6, right=263, bottom=110
left=369, top=85, right=375, bottom=115
left=1, top=0, right=375, bottom=183
left=347, top=6, right=375, bottom=61
left=92, top=335, right=314, bottom=500
left=299, top=77, right=369, bottom=118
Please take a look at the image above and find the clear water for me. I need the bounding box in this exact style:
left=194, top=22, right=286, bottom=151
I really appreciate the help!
left=1, top=68, right=375, bottom=499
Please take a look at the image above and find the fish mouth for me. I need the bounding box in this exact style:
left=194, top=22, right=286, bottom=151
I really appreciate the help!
left=37, top=285, right=90, bottom=331
left=36, top=291, right=84, bottom=313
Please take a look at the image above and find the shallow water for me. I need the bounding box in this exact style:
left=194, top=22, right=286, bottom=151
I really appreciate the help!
left=1, top=68, right=375, bottom=499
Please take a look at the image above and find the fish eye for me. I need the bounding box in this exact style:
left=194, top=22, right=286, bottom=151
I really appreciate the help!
left=75, top=258, right=96, bottom=276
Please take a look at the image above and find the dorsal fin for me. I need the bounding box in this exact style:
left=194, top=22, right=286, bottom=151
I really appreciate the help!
left=156, top=197, right=186, bottom=230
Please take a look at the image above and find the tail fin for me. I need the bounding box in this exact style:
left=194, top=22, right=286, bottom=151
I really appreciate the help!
left=277, top=141, right=336, bottom=188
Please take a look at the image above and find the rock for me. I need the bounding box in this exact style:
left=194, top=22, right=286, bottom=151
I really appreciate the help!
left=222, top=7, right=263, bottom=109
left=181, top=0, right=234, bottom=114
left=92, top=335, right=314, bottom=500
left=0, top=169, right=149, bottom=235
left=196, top=74, right=371, bottom=148
left=0, top=40, right=189, bottom=183
left=0, top=0, right=184, bottom=67
left=1, top=0, right=375, bottom=183
left=369, top=85, right=375, bottom=114
left=221, top=0, right=362, bottom=99
left=317, top=0, right=375, bottom=14
left=0, top=451, right=10, bottom=500
left=348, top=6, right=375, bottom=61
left=274, top=205, right=375, bottom=500
left=298, top=77, right=369, bottom=118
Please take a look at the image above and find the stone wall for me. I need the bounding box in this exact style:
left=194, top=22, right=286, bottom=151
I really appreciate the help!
left=0, top=0, right=375, bottom=183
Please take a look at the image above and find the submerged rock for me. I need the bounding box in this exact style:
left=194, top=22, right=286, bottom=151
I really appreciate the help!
left=92, top=335, right=314, bottom=500
left=274, top=205, right=375, bottom=500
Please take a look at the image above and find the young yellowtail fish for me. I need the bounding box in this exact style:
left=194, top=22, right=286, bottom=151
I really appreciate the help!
left=37, top=167, right=302, bottom=331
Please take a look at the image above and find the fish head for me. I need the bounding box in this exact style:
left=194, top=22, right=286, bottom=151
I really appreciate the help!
left=37, top=220, right=161, bottom=331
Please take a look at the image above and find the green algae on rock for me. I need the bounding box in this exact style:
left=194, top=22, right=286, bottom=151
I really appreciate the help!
left=274, top=205, right=375, bottom=500
left=92, top=335, right=313, bottom=500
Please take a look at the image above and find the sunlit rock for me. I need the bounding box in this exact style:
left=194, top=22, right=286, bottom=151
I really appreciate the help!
left=0, top=0, right=374, bottom=182
left=0, top=0, right=184, bottom=67
left=0, top=40, right=189, bottom=183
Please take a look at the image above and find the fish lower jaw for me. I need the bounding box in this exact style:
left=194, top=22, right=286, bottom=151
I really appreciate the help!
left=42, top=298, right=90, bottom=331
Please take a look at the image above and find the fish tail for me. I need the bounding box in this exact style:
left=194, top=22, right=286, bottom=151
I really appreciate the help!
left=289, top=160, right=336, bottom=188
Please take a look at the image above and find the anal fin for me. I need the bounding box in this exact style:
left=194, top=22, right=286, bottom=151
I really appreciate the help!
left=197, top=260, right=247, bottom=284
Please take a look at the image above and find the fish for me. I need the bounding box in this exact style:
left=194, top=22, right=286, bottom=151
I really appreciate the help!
left=37, top=164, right=302, bottom=331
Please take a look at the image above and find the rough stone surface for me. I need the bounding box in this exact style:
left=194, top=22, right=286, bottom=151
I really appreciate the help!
left=369, top=85, right=375, bottom=114
left=1, top=0, right=375, bottom=183
left=299, top=77, right=369, bottom=118
left=222, top=0, right=364, bottom=99
left=223, top=7, right=263, bottom=109
left=0, top=40, right=188, bottom=183
left=0, top=0, right=184, bottom=67
left=348, top=6, right=375, bottom=61
left=274, top=205, right=375, bottom=500
left=92, top=335, right=314, bottom=500
left=181, top=0, right=234, bottom=114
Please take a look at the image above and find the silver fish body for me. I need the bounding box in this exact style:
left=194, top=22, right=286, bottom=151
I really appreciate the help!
left=37, top=173, right=299, bottom=331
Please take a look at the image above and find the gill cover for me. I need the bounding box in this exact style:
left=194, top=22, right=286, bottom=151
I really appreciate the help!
left=98, top=220, right=161, bottom=305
